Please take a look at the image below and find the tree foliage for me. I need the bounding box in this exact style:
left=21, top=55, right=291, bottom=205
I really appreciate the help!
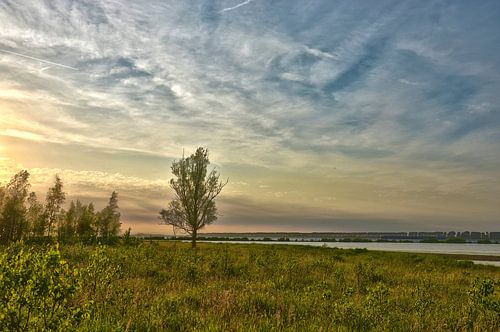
left=0, top=171, right=121, bottom=244
left=77, top=202, right=97, bottom=239
left=45, top=175, right=66, bottom=237
left=0, top=171, right=30, bottom=244
left=160, top=147, right=227, bottom=248
left=97, top=191, right=121, bottom=241
left=27, top=192, right=45, bottom=237
left=0, top=243, right=89, bottom=330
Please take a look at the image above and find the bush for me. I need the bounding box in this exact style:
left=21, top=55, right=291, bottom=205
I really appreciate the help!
left=466, top=278, right=500, bottom=330
left=0, top=242, right=90, bottom=330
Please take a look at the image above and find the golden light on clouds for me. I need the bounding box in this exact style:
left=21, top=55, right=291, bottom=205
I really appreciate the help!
left=1, top=0, right=500, bottom=232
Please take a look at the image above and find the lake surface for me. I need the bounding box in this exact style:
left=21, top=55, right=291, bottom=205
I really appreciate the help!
left=204, top=240, right=500, bottom=257
left=472, top=260, right=500, bottom=267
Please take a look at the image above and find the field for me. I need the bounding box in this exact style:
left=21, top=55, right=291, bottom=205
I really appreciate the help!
left=1, top=241, right=499, bottom=331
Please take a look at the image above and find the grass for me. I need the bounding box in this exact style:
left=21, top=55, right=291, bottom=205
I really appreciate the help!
left=1, top=241, right=499, bottom=331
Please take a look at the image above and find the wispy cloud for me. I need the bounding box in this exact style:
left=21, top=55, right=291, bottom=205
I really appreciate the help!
left=1, top=0, right=500, bottom=231
left=0, top=49, right=78, bottom=70
left=219, top=0, right=254, bottom=13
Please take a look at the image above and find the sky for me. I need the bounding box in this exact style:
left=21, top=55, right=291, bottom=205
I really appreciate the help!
left=1, top=0, right=499, bottom=233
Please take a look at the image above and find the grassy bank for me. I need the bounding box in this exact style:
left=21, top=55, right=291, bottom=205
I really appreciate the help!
left=1, top=241, right=499, bottom=331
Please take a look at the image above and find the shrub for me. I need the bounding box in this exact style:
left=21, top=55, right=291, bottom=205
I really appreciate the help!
left=0, top=242, right=90, bottom=330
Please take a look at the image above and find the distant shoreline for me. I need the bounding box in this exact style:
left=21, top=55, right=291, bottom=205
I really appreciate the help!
left=136, top=231, right=500, bottom=243
left=434, top=253, right=500, bottom=262
left=141, top=234, right=500, bottom=244
left=161, top=239, right=500, bottom=262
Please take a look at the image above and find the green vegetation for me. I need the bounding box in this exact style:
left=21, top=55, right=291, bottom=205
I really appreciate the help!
left=445, top=237, right=467, bottom=243
left=1, top=241, right=499, bottom=331
left=0, top=170, right=122, bottom=244
left=159, top=147, right=227, bottom=248
left=1, top=156, right=498, bottom=330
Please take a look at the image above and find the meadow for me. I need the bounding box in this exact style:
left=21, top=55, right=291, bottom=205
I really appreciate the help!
left=1, top=241, right=499, bottom=331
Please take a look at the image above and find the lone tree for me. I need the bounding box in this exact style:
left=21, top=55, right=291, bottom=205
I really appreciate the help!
left=160, top=147, right=227, bottom=248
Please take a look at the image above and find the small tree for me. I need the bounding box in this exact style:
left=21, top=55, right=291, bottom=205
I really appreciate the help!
left=159, top=147, right=227, bottom=248
left=59, top=201, right=78, bottom=240
left=0, top=170, right=31, bottom=243
left=96, top=191, right=121, bottom=241
left=45, top=175, right=65, bottom=237
left=27, top=192, right=45, bottom=238
left=76, top=202, right=97, bottom=240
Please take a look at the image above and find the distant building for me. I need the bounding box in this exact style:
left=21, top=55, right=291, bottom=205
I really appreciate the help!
left=490, top=232, right=500, bottom=240
left=470, top=232, right=481, bottom=240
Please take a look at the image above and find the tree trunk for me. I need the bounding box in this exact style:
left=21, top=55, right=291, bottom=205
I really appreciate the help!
left=191, top=229, right=197, bottom=248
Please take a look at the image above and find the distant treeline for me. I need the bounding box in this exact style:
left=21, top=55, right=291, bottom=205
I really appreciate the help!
left=195, top=231, right=500, bottom=242
left=158, top=236, right=498, bottom=244
left=0, top=170, right=122, bottom=244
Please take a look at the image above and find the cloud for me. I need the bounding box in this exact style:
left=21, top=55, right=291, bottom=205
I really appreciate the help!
left=0, top=49, right=78, bottom=70
left=1, top=0, right=500, bottom=231
left=219, top=0, right=254, bottom=14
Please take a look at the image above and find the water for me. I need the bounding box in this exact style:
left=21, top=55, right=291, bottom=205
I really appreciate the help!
left=204, top=240, right=500, bottom=257
left=472, top=260, right=500, bottom=267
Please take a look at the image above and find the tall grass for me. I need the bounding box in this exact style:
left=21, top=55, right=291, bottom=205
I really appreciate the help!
left=1, top=241, right=499, bottom=331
